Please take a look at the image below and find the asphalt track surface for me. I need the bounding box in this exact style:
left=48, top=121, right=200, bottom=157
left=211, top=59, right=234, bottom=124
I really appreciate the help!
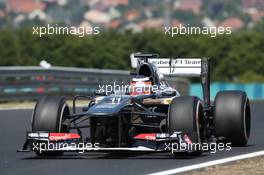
left=0, top=101, right=263, bottom=175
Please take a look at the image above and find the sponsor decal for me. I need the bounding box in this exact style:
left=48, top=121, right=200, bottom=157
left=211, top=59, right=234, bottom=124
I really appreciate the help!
left=134, top=133, right=156, bottom=141
left=148, top=58, right=202, bottom=75
left=49, top=133, right=80, bottom=141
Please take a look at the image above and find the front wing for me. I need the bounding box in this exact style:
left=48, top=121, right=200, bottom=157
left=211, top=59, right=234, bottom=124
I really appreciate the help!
left=17, top=131, right=196, bottom=154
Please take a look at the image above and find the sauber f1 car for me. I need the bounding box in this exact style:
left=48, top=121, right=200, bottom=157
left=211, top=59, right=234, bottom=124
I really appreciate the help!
left=18, top=54, right=251, bottom=156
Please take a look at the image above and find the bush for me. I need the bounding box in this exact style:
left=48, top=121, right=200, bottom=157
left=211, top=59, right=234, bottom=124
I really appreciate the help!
left=0, top=28, right=263, bottom=82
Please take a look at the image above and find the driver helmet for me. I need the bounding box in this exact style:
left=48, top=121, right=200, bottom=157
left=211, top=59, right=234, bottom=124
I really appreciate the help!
left=129, top=76, right=153, bottom=96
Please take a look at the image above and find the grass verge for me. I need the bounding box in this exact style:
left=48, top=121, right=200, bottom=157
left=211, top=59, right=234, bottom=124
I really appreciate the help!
left=185, top=156, right=264, bottom=175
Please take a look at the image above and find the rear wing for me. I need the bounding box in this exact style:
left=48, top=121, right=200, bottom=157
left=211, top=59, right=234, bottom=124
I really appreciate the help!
left=148, top=58, right=203, bottom=77
left=132, top=53, right=211, bottom=107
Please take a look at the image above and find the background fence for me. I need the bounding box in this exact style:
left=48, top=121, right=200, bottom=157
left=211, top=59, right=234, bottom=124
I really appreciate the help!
left=191, top=82, right=264, bottom=100
left=1, top=66, right=262, bottom=101
left=0, top=66, right=189, bottom=101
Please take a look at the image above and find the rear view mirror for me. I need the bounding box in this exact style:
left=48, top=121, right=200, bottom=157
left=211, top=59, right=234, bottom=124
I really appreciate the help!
left=94, top=90, right=107, bottom=96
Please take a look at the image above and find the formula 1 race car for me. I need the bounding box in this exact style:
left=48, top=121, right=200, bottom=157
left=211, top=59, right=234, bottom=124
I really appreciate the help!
left=18, top=53, right=251, bottom=157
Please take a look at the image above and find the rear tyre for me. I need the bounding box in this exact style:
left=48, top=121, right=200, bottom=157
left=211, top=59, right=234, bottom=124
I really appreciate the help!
left=32, top=96, right=70, bottom=156
left=214, top=91, right=251, bottom=146
left=168, top=96, right=205, bottom=156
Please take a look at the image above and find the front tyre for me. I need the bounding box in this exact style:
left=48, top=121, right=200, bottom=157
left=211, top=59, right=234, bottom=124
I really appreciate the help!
left=32, top=96, right=70, bottom=156
left=168, top=96, right=205, bottom=155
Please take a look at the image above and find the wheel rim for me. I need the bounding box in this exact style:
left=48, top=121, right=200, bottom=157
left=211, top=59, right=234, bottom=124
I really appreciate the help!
left=58, top=103, right=69, bottom=132
left=196, top=100, right=203, bottom=144
left=243, top=98, right=250, bottom=140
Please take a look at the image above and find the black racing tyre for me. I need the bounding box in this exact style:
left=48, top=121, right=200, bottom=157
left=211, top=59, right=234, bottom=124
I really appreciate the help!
left=214, top=91, right=251, bottom=146
left=168, top=96, right=205, bottom=155
left=32, top=96, right=70, bottom=156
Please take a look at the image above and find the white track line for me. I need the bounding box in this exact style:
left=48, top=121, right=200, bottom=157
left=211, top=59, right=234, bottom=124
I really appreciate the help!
left=148, top=150, right=264, bottom=175
left=0, top=107, right=33, bottom=110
